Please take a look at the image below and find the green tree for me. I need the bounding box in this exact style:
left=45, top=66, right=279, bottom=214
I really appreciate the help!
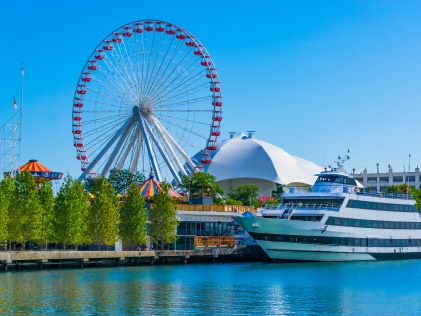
left=119, top=183, right=147, bottom=249
left=12, top=172, right=43, bottom=249
left=88, top=177, right=120, bottom=247
left=54, top=176, right=90, bottom=249
left=225, top=198, right=243, bottom=206
left=1, top=176, right=15, bottom=250
left=0, top=179, right=10, bottom=249
left=108, top=169, right=144, bottom=195
left=38, top=182, right=55, bottom=249
left=229, top=184, right=260, bottom=207
left=149, top=183, right=178, bottom=250
left=385, top=184, right=408, bottom=194
left=181, top=172, right=224, bottom=199
left=385, top=184, right=421, bottom=210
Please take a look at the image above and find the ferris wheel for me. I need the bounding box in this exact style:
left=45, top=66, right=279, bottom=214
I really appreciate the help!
left=72, top=19, right=222, bottom=183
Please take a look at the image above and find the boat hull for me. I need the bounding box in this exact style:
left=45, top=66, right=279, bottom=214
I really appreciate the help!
left=236, top=216, right=421, bottom=262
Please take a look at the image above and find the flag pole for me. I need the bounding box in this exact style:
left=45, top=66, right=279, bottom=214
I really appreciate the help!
left=19, top=62, right=24, bottom=167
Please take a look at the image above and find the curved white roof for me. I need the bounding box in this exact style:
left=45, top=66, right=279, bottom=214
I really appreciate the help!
left=206, top=133, right=322, bottom=186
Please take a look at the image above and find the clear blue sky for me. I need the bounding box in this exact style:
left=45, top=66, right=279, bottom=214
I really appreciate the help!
left=1, top=0, right=421, bottom=177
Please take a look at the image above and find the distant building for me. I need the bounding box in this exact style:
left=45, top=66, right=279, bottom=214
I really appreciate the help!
left=204, top=132, right=322, bottom=195
left=352, top=166, right=421, bottom=191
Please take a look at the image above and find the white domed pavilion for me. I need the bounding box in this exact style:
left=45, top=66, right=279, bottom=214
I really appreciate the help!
left=203, top=132, right=322, bottom=195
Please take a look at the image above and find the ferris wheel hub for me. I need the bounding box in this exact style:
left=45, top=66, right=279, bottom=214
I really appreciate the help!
left=133, top=104, right=153, bottom=119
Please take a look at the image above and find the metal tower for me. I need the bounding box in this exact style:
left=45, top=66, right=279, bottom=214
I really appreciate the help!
left=0, top=63, right=23, bottom=178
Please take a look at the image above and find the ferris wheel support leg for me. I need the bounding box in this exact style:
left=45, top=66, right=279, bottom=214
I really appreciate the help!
left=116, top=127, right=137, bottom=170
left=78, top=116, right=133, bottom=180
left=153, top=118, right=196, bottom=170
left=144, top=122, right=182, bottom=184
left=150, top=118, right=187, bottom=177
left=134, top=112, right=162, bottom=181
left=101, top=119, right=134, bottom=176
left=130, top=131, right=143, bottom=174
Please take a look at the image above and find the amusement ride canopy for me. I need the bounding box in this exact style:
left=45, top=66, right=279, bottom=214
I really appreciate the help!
left=15, top=159, right=63, bottom=183
left=138, top=175, right=181, bottom=199
left=72, top=19, right=222, bottom=184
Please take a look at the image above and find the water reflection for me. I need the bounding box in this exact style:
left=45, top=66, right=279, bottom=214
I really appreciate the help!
left=1, top=261, right=421, bottom=314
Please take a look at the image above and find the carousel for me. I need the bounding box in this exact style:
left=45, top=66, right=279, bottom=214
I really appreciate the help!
left=10, top=159, right=63, bottom=183
left=138, top=175, right=182, bottom=200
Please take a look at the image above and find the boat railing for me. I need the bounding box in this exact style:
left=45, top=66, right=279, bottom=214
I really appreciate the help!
left=265, top=202, right=342, bottom=211
left=356, top=189, right=413, bottom=200
left=285, top=186, right=413, bottom=200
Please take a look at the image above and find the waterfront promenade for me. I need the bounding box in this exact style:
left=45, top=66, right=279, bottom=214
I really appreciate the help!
left=0, top=247, right=248, bottom=271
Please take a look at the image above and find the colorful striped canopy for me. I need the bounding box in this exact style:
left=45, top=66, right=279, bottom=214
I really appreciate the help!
left=18, top=159, right=63, bottom=183
left=138, top=175, right=181, bottom=198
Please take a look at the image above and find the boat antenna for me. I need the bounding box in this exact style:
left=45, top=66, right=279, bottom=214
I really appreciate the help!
left=334, top=149, right=350, bottom=172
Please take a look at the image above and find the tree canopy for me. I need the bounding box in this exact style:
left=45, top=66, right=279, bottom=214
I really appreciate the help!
left=149, top=183, right=178, bottom=250
left=108, top=169, right=145, bottom=195
left=38, top=181, right=55, bottom=248
left=181, top=172, right=224, bottom=198
left=120, top=183, right=148, bottom=248
left=54, top=176, right=90, bottom=248
left=88, top=177, right=120, bottom=247
left=228, top=184, right=260, bottom=207
left=13, top=172, right=44, bottom=248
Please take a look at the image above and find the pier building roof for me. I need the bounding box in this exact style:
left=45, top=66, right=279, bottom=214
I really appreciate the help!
left=205, top=133, right=321, bottom=186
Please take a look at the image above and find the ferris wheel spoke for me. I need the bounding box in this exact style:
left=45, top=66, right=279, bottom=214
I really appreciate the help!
left=99, top=56, right=134, bottom=98
left=109, top=41, right=139, bottom=94
left=147, top=60, right=205, bottom=106
left=121, top=38, right=141, bottom=97
left=157, top=96, right=212, bottom=110
left=115, top=126, right=137, bottom=170
left=143, top=47, right=193, bottom=105
left=143, top=121, right=181, bottom=183
left=138, top=31, right=147, bottom=97
left=158, top=116, right=209, bottom=140
left=86, top=86, right=133, bottom=108
left=82, top=113, right=127, bottom=126
left=83, top=116, right=129, bottom=148
left=153, top=81, right=210, bottom=109
left=134, top=112, right=162, bottom=181
left=143, top=35, right=177, bottom=99
left=79, top=116, right=133, bottom=179
left=101, top=118, right=134, bottom=176
left=82, top=96, right=132, bottom=112
left=142, top=32, right=166, bottom=99
left=142, top=30, right=157, bottom=103
left=100, top=53, right=138, bottom=104
left=130, top=129, right=143, bottom=173
left=152, top=118, right=196, bottom=169
left=156, top=109, right=212, bottom=113
left=94, top=66, right=133, bottom=103
left=100, top=55, right=138, bottom=104
left=152, top=123, right=187, bottom=176
left=90, top=74, right=134, bottom=107
left=157, top=114, right=210, bottom=132
left=142, top=38, right=184, bottom=103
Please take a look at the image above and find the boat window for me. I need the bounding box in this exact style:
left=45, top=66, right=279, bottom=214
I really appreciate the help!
left=325, top=216, right=421, bottom=230
left=289, top=215, right=324, bottom=222
left=251, top=233, right=421, bottom=248
left=347, top=199, right=417, bottom=212
left=316, top=175, right=357, bottom=186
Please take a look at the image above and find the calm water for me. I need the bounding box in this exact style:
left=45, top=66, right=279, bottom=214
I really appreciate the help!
left=0, top=260, right=421, bottom=315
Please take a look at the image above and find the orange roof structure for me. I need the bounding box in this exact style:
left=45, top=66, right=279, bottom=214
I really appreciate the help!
left=18, top=159, right=63, bottom=183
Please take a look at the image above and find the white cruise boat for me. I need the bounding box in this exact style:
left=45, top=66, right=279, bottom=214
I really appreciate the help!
left=236, top=158, right=421, bottom=261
